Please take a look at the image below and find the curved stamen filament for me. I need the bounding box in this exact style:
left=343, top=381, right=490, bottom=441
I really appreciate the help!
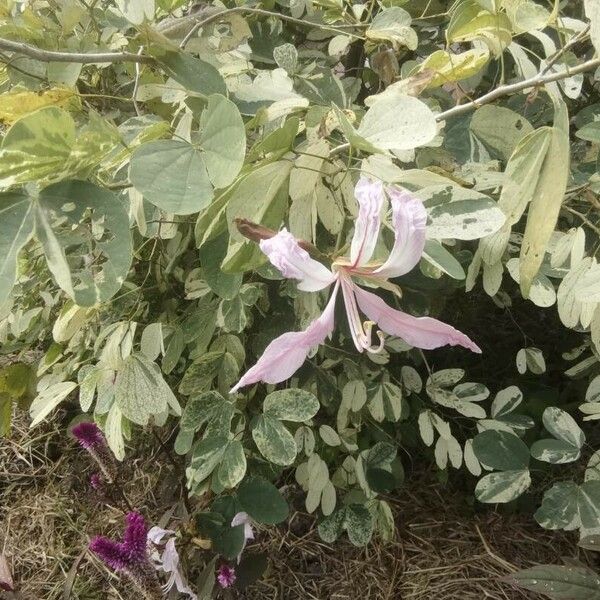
left=340, top=275, right=385, bottom=354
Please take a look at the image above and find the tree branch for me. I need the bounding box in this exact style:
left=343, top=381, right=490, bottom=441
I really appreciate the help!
left=0, top=38, right=154, bottom=64
left=436, top=57, right=600, bottom=121
left=180, top=6, right=364, bottom=49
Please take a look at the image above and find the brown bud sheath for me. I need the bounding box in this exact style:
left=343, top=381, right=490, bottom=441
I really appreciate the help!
left=234, top=218, right=327, bottom=261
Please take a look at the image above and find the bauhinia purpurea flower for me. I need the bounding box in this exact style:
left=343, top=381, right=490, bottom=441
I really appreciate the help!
left=232, top=176, right=481, bottom=392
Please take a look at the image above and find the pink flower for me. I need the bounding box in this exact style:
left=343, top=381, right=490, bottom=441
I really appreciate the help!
left=231, top=177, right=480, bottom=392
left=217, top=564, right=236, bottom=588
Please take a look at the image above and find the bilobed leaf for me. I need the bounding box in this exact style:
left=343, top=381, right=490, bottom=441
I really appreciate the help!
left=0, top=191, right=35, bottom=305
left=357, top=95, right=437, bottom=151
left=508, top=564, right=600, bottom=599
left=36, top=180, right=133, bottom=306
left=263, top=388, right=320, bottom=422
left=252, top=414, right=297, bottom=465
left=531, top=407, right=585, bottom=464
left=491, top=386, right=523, bottom=418
left=115, top=353, right=179, bottom=426
left=422, top=240, right=466, bottom=280
left=520, top=99, right=569, bottom=297
left=130, top=140, right=213, bottom=215
left=197, top=94, right=246, bottom=189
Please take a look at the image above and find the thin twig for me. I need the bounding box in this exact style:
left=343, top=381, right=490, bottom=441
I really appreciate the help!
left=132, top=45, right=144, bottom=116
left=541, top=24, right=590, bottom=76
left=0, top=37, right=153, bottom=64
left=180, top=6, right=365, bottom=49
left=437, top=57, right=600, bottom=121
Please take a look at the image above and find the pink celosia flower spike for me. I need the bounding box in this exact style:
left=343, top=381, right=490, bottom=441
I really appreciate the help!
left=231, top=176, right=481, bottom=392
left=90, top=512, right=162, bottom=600
left=217, top=564, right=236, bottom=588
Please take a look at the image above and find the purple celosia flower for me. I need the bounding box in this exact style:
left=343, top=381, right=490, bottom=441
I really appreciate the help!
left=90, top=512, right=162, bottom=600
left=231, top=177, right=481, bottom=392
left=72, top=421, right=117, bottom=483
left=72, top=422, right=105, bottom=449
left=217, top=564, right=236, bottom=588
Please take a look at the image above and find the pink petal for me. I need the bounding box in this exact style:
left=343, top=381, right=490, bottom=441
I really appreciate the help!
left=147, top=526, right=174, bottom=545
left=231, top=283, right=339, bottom=392
left=260, top=229, right=335, bottom=292
left=374, top=186, right=426, bottom=278
left=350, top=176, right=384, bottom=268
left=353, top=285, right=481, bottom=353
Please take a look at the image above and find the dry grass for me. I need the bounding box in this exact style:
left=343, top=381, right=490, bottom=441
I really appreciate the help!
left=0, top=409, right=593, bottom=600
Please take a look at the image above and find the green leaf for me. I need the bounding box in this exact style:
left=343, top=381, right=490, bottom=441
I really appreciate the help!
left=263, top=388, right=320, bottom=422
left=0, top=191, right=35, bottom=305
left=413, top=48, right=489, bottom=89
left=470, top=105, right=533, bottom=160
left=531, top=407, right=585, bottom=464
left=508, top=564, right=600, bottom=600
left=157, top=51, right=226, bottom=97
left=357, top=95, right=437, bottom=151
left=0, top=106, right=74, bottom=188
left=418, top=185, right=505, bottom=240
left=252, top=414, right=297, bottom=466
left=105, top=403, right=125, bottom=460
left=472, top=430, right=530, bottom=471
left=29, top=381, right=77, bottom=427
left=475, top=469, right=531, bottom=503
left=130, top=140, right=213, bottom=215
left=365, top=7, right=417, bottom=51
left=535, top=480, right=600, bottom=536
left=344, top=504, right=374, bottom=546
left=214, top=440, right=247, bottom=489
left=422, top=240, right=465, bottom=280
left=213, top=523, right=245, bottom=560
left=479, top=127, right=552, bottom=265
left=115, top=353, right=180, bottom=426
left=187, top=435, right=229, bottom=486
left=180, top=390, right=227, bottom=431
left=37, top=180, right=132, bottom=306
left=237, top=476, right=289, bottom=524
left=224, top=161, right=292, bottom=272
left=196, top=94, right=246, bottom=188
left=520, top=99, right=569, bottom=297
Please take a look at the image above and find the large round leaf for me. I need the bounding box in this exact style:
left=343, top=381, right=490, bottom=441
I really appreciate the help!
left=197, top=94, right=246, bottom=189
left=130, top=140, right=213, bottom=215
left=237, top=476, right=289, bottom=524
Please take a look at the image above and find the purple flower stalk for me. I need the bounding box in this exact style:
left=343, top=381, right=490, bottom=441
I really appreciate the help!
left=72, top=422, right=117, bottom=483
left=90, top=512, right=162, bottom=600
left=217, top=564, right=236, bottom=588
left=90, top=473, right=103, bottom=491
